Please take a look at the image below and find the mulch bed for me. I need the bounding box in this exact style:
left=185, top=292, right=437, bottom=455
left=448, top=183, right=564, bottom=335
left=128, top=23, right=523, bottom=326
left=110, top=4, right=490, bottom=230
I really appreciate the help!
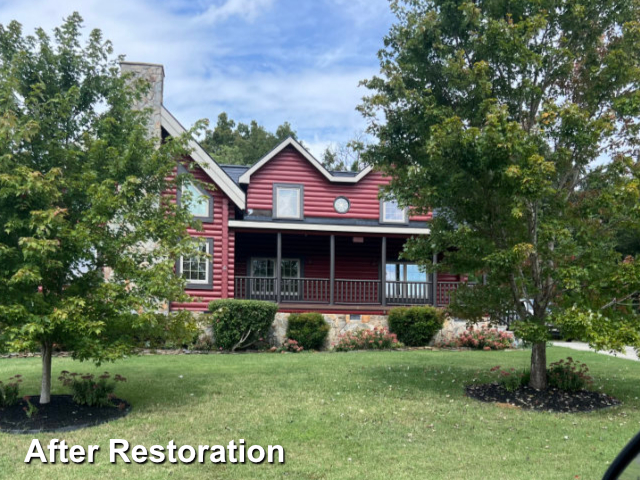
left=0, top=395, right=131, bottom=434
left=465, top=382, right=621, bottom=413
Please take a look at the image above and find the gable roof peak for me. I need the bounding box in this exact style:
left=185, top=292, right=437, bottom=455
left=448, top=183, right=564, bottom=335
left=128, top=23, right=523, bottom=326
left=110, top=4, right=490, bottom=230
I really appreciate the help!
left=238, top=136, right=373, bottom=185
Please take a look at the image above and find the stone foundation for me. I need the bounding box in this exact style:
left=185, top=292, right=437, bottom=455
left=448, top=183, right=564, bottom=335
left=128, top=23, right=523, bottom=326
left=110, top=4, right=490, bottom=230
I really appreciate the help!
left=269, top=313, right=389, bottom=348
left=268, top=312, right=505, bottom=349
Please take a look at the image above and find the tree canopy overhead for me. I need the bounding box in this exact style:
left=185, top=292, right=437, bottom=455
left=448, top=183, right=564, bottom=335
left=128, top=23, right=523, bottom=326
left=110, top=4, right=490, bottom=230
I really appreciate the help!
left=0, top=13, right=202, bottom=403
left=360, top=0, right=640, bottom=388
left=201, top=112, right=298, bottom=166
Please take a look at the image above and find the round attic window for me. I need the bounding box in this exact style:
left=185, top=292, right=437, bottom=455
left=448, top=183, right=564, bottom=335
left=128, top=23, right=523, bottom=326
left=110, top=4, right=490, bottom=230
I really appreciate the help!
left=334, top=196, right=350, bottom=214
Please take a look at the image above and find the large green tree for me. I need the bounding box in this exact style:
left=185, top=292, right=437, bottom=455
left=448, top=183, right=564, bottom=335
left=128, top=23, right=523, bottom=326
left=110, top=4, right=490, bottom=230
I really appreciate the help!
left=360, top=0, right=640, bottom=389
left=321, top=133, right=367, bottom=172
left=201, top=112, right=298, bottom=165
left=0, top=14, right=202, bottom=403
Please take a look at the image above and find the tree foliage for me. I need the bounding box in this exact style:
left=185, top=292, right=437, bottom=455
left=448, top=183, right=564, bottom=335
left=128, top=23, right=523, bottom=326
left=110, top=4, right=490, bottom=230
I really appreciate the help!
left=0, top=14, right=203, bottom=402
left=201, top=112, right=298, bottom=165
left=320, top=133, right=368, bottom=172
left=360, top=0, right=640, bottom=388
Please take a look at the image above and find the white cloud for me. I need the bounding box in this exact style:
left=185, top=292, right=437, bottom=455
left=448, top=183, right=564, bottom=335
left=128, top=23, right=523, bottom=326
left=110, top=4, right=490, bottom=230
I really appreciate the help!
left=0, top=0, right=387, bottom=153
left=196, top=0, right=274, bottom=24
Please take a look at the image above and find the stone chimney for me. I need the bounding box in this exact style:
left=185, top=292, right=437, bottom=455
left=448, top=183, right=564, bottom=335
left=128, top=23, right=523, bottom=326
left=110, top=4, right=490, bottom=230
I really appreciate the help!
left=120, top=61, right=164, bottom=141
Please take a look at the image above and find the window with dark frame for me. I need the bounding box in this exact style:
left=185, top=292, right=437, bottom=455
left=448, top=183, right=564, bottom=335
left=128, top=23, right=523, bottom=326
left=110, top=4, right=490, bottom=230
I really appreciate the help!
left=274, top=184, right=303, bottom=219
left=180, top=239, right=213, bottom=288
left=182, top=181, right=211, bottom=218
left=176, top=164, right=214, bottom=223
left=381, top=199, right=408, bottom=224
left=181, top=241, right=211, bottom=284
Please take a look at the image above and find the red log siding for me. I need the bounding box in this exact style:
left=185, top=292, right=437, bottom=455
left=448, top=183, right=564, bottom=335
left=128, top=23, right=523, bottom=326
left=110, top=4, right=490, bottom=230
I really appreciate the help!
left=170, top=159, right=236, bottom=312
left=246, top=146, right=431, bottom=221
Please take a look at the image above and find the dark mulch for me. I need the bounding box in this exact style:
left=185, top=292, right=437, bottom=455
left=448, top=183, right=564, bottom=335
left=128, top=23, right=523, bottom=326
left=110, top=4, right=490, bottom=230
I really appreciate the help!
left=0, top=395, right=131, bottom=434
left=465, top=382, right=621, bottom=413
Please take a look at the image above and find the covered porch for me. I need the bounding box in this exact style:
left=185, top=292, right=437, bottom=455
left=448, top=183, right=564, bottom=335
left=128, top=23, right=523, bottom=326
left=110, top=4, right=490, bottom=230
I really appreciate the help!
left=232, top=231, right=465, bottom=309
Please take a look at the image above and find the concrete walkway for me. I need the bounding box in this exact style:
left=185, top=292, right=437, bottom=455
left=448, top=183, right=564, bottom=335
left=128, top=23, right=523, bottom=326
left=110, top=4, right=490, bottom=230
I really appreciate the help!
left=552, top=341, right=639, bottom=362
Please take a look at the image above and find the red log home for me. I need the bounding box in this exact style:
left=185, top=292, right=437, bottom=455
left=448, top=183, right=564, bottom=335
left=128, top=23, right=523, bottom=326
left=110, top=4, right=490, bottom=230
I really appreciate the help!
left=122, top=62, right=468, bottom=315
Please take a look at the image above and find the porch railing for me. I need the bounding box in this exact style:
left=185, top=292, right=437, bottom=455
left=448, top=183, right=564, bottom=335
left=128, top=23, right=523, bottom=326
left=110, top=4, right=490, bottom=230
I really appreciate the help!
left=334, top=279, right=380, bottom=305
left=234, top=276, right=472, bottom=307
left=436, top=281, right=477, bottom=307
left=280, top=278, right=330, bottom=304
left=386, top=280, right=433, bottom=305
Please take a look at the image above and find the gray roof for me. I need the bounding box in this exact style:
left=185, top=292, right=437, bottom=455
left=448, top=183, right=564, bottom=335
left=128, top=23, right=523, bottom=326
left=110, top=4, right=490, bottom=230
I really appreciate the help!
left=220, top=165, right=250, bottom=185
left=330, top=170, right=359, bottom=177
left=221, top=164, right=361, bottom=185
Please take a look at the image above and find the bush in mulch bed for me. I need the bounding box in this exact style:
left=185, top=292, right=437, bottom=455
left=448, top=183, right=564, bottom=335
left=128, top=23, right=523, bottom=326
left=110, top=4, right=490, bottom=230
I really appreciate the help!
left=465, top=357, right=621, bottom=413
left=465, top=383, right=620, bottom=413
left=0, top=395, right=131, bottom=434
left=0, top=370, right=131, bottom=434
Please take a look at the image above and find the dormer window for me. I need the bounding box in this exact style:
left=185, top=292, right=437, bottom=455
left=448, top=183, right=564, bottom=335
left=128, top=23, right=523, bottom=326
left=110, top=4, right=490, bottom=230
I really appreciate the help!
left=381, top=199, right=408, bottom=224
left=273, top=184, right=303, bottom=220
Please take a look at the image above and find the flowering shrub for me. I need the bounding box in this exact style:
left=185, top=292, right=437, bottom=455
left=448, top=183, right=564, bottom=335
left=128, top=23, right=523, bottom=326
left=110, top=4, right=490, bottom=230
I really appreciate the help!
left=59, top=371, right=127, bottom=407
left=548, top=357, right=592, bottom=391
left=490, top=365, right=528, bottom=392
left=334, top=327, right=403, bottom=351
left=438, top=326, right=514, bottom=350
left=23, top=396, right=38, bottom=418
left=271, top=338, right=304, bottom=353
left=0, top=375, right=22, bottom=407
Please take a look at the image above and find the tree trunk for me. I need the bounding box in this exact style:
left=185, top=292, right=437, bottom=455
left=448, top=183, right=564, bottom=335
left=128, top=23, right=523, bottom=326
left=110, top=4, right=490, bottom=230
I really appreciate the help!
left=40, top=342, right=52, bottom=404
left=529, top=342, right=547, bottom=390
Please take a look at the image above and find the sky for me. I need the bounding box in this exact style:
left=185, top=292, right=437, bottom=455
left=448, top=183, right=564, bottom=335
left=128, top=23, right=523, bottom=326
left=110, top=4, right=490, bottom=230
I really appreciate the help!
left=0, top=0, right=396, bottom=158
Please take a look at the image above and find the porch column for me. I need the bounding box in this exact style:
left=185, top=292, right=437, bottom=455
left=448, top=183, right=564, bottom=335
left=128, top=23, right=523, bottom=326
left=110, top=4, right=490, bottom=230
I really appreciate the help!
left=381, top=237, right=387, bottom=306
left=432, top=253, right=438, bottom=306
left=329, top=235, right=335, bottom=305
left=276, top=232, right=282, bottom=303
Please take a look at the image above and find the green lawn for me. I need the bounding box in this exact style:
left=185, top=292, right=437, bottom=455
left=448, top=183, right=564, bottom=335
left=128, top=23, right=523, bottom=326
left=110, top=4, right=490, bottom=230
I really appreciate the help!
left=0, top=347, right=639, bottom=480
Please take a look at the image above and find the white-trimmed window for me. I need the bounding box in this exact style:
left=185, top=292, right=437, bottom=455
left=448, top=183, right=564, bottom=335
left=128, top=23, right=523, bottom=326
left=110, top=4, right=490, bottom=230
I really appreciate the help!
left=381, top=199, right=408, bottom=224
left=274, top=184, right=303, bottom=219
left=180, top=239, right=212, bottom=288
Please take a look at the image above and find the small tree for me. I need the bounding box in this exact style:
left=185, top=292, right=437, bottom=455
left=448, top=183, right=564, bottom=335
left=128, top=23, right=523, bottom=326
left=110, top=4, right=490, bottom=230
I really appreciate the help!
left=0, top=14, right=203, bottom=403
left=360, top=0, right=640, bottom=389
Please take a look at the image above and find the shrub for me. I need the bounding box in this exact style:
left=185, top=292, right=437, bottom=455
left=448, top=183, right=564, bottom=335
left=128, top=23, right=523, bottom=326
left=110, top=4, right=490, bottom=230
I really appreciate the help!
left=286, top=313, right=330, bottom=350
left=547, top=357, right=592, bottom=391
left=0, top=375, right=22, bottom=407
left=23, top=396, right=38, bottom=418
left=334, top=327, right=403, bottom=351
left=490, top=365, right=528, bottom=392
left=271, top=338, right=304, bottom=353
left=388, top=306, right=445, bottom=346
left=209, top=300, right=278, bottom=351
left=59, top=371, right=127, bottom=407
left=439, top=326, right=514, bottom=350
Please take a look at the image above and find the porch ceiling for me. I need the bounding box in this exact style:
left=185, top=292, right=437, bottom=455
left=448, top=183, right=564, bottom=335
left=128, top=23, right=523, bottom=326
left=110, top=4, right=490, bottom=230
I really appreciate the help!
left=228, top=219, right=430, bottom=236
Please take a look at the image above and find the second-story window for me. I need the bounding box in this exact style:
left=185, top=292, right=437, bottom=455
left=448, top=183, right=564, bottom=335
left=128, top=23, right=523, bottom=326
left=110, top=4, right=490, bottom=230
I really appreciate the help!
left=274, top=184, right=303, bottom=220
left=177, top=164, right=214, bottom=222
left=182, top=181, right=211, bottom=218
left=381, top=199, right=408, bottom=224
